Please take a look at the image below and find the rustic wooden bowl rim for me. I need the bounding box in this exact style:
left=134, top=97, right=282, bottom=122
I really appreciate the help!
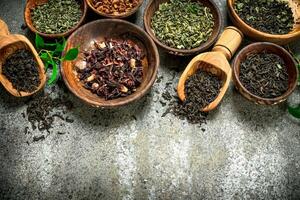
left=24, top=0, right=87, bottom=38
left=61, top=19, right=159, bottom=108
left=232, top=42, right=299, bottom=103
left=85, top=0, right=144, bottom=18
left=227, top=0, right=300, bottom=38
left=143, top=0, right=223, bottom=55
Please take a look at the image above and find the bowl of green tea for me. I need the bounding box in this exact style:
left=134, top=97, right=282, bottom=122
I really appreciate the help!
left=25, top=0, right=87, bottom=38
left=232, top=42, right=299, bottom=105
left=227, top=0, right=300, bottom=44
left=144, top=0, right=222, bottom=56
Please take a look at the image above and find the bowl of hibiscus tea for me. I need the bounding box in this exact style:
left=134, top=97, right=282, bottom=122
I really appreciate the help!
left=232, top=42, right=299, bottom=105
left=61, top=19, right=159, bottom=108
left=227, top=0, right=300, bottom=44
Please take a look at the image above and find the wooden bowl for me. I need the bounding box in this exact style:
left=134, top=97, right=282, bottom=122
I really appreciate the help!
left=85, top=0, right=144, bottom=18
left=61, top=19, right=159, bottom=108
left=232, top=42, right=299, bottom=105
left=24, top=0, right=87, bottom=38
left=144, top=0, right=223, bottom=56
left=227, top=0, right=300, bottom=45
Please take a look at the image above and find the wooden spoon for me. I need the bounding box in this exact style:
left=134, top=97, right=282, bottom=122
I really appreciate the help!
left=177, top=26, right=243, bottom=112
left=0, top=19, right=46, bottom=97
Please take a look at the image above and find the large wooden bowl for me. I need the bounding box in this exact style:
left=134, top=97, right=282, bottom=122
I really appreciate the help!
left=232, top=42, right=299, bottom=105
left=24, top=0, right=87, bottom=38
left=144, top=0, right=223, bottom=56
left=227, top=0, right=300, bottom=45
left=85, top=0, right=144, bottom=18
left=61, top=19, right=159, bottom=108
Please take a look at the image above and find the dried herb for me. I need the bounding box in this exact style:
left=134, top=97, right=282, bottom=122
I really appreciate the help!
left=35, top=34, right=79, bottom=85
left=91, top=0, right=139, bottom=15
left=164, top=70, right=221, bottom=125
left=151, top=0, right=214, bottom=49
left=239, top=51, right=289, bottom=98
left=26, top=93, right=74, bottom=134
left=234, top=0, right=294, bottom=34
left=31, top=0, right=82, bottom=34
left=77, top=38, right=144, bottom=100
left=2, top=49, right=40, bottom=93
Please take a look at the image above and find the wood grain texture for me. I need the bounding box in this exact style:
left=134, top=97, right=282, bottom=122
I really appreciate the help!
left=61, top=19, right=159, bottom=108
left=232, top=42, right=299, bottom=105
left=143, top=0, right=223, bottom=56
left=227, top=0, right=300, bottom=45
left=0, top=19, right=46, bottom=97
left=24, top=0, right=87, bottom=39
left=177, top=27, right=243, bottom=112
left=85, top=0, right=144, bottom=18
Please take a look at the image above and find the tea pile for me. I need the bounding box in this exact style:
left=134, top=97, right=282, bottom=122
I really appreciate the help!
left=151, top=0, right=214, bottom=49
left=25, top=92, right=74, bottom=134
left=239, top=51, right=289, bottom=98
left=77, top=38, right=144, bottom=100
left=165, top=70, right=222, bottom=124
left=91, top=0, right=140, bottom=15
left=234, top=0, right=294, bottom=34
left=2, top=49, right=40, bottom=93
left=31, top=0, right=82, bottom=34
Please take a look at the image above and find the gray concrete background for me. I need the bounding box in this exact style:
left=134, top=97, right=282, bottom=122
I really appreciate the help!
left=0, top=0, right=300, bottom=199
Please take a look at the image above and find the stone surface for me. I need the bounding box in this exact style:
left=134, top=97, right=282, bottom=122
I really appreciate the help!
left=0, top=0, right=300, bottom=199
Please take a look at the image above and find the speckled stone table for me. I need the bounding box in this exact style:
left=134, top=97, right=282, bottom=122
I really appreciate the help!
left=0, top=0, right=300, bottom=199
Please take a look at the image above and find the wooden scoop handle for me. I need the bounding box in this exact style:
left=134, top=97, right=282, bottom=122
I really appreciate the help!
left=0, top=19, right=10, bottom=37
left=212, top=26, right=243, bottom=60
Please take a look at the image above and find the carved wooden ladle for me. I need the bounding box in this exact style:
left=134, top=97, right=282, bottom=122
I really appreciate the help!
left=0, top=19, right=46, bottom=97
left=177, top=26, right=243, bottom=112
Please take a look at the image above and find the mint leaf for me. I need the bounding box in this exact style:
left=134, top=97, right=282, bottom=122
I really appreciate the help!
left=63, top=48, right=79, bottom=61
left=40, top=52, right=51, bottom=63
left=47, top=61, right=59, bottom=85
left=288, top=105, right=300, bottom=119
left=35, top=34, right=44, bottom=50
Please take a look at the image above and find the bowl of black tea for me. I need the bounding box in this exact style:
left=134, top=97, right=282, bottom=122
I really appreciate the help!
left=227, top=0, right=300, bottom=44
left=25, top=0, right=87, bottom=38
left=232, top=42, right=299, bottom=105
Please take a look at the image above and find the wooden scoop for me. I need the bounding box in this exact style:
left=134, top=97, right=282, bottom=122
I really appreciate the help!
left=0, top=19, right=46, bottom=97
left=177, top=26, right=243, bottom=112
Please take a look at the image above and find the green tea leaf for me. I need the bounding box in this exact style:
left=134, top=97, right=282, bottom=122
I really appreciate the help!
left=47, top=61, right=59, bottom=85
left=40, top=52, right=51, bottom=63
left=35, top=34, right=44, bottom=49
left=288, top=105, right=300, bottom=119
left=63, top=48, right=79, bottom=61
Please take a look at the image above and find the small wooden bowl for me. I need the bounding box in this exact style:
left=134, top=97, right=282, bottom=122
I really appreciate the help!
left=227, top=0, right=300, bottom=45
left=85, top=0, right=144, bottom=19
left=144, top=0, right=223, bottom=56
left=232, top=42, right=299, bottom=105
left=24, top=0, right=87, bottom=39
left=61, top=19, right=159, bottom=108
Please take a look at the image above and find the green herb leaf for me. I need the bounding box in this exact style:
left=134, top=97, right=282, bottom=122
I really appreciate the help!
left=40, top=52, right=51, bottom=63
left=47, top=60, right=59, bottom=85
left=288, top=105, right=300, bottom=119
left=63, top=48, right=79, bottom=61
left=35, top=34, right=44, bottom=49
